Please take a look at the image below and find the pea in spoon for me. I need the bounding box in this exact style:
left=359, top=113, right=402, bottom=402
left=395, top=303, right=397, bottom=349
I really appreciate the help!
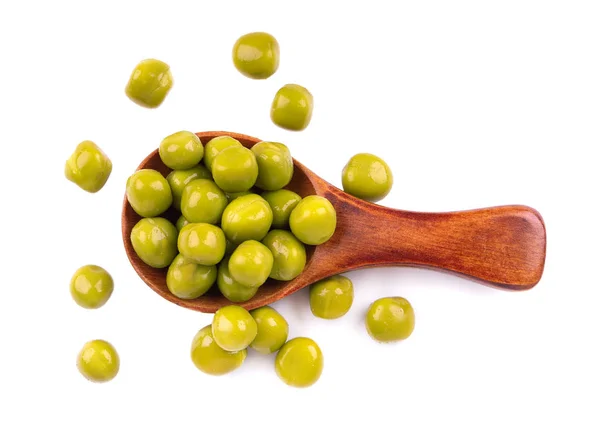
left=122, top=131, right=547, bottom=313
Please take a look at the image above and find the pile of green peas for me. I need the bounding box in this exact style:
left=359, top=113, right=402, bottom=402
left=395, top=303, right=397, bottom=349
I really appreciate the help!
left=126, top=132, right=337, bottom=302
left=64, top=31, right=414, bottom=387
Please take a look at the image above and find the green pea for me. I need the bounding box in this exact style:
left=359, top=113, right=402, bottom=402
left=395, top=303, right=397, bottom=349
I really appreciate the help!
left=70, top=265, right=114, bottom=309
left=251, top=141, right=293, bottom=191
left=176, top=215, right=190, bottom=232
left=191, top=325, right=246, bottom=376
left=217, top=259, right=258, bottom=303
left=232, top=32, right=280, bottom=79
left=167, top=165, right=212, bottom=211
left=211, top=145, right=258, bottom=193
left=221, top=194, right=273, bottom=243
left=177, top=223, right=226, bottom=266
left=212, top=305, right=258, bottom=352
left=275, top=337, right=323, bottom=388
left=226, top=190, right=253, bottom=202
left=309, top=275, right=354, bottom=319
left=262, top=230, right=306, bottom=281
left=125, top=59, right=173, bottom=108
left=342, top=153, right=393, bottom=202
left=289, top=195, right=336, bottom=245
left=126, top=169, right=173, bottom=218
left=65, top=140, right=112, bottom=193
left=250, top=306, right=289, bottom=354
left=130, top=217, right=178, bottom=268
left=270, top=84, right=313, bottom=131
left=181, top=179, right=228, bottom=224
left=166, top=254, right=217, bottom=299
left=229, top=240, right=274, bottom=288
left=159, top=131, right=204, bottom=170
left=77, top=339, right=120, bottom=383
left=365, top=297, right=415, bottom=343
left=204, top=136, right=243, bottom=171
left=261, top=189, right=301, bottom=229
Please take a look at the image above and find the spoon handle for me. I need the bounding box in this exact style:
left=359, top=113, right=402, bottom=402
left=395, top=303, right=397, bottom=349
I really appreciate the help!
left=326, top=192, right=546, bottom=290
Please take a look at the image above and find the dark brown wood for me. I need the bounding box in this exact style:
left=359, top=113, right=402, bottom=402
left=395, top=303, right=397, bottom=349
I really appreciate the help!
left=122, top=131, right=547, bottom=313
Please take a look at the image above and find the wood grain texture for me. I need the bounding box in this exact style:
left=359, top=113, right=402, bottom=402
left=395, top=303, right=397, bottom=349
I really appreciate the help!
left=122, top=131, right=547, bottom=313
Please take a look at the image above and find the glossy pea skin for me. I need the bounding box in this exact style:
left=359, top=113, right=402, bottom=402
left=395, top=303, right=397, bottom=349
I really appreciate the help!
left=166, top=254, right=217, bottom=299
left=77, top=339, right=120, bottom=383
left=217, top=259, right=258, bottom=303
left=229, top=240, right=274, bottom=288
left=365, top=297, right=415, bottom=343
left=178, top=223, right=226, bottom=266
left=212, top=306, right=258, bottom=352
left=167, top=165, right=212, bottom=211
left=262, top=230, right=306, bottom=281
left=159, top=131, right=204, bottom=170
left=261, top=189, right=301, bottom=229
left=289, top=195, right=336, bottom=245
left=211, top=146, right=259, bottom=193
left=191, top=325, right=247, bottom=376
left=130, top=217, right=178, bottom=268
left=125, top=59, right=173, bottom=108
left=250, top=306, right=289, bottom=354
left=181, top=179, right=228, bottom=224
left=342, top=153, right=393, bottom=202
left=270, top=84, right=314, bottom=131
left=70, top=265, right=114, bottom=309
left=221, top=194, right=273, bottom=243
left=309, top=275, right=354, bottom=319
left=126, top=169, right=173, bottom=218
left=204, top=136, right=243, bottom=171
left=65, top=140, right=112, bottom=193
left=176, top=215, right=190, bottom=232
left=232, top=32, right=280, bottom=79
left=275, top=337, right=323, bottom=388
left=251, top=141, right=293, bottom=191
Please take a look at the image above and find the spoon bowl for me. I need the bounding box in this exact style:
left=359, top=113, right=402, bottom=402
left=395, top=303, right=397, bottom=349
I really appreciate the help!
left=122, top=131, right=547, bottom=313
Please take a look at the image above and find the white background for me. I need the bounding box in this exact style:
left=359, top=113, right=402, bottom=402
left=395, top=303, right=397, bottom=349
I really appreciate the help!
left=1, top=1, right=599, bottom=434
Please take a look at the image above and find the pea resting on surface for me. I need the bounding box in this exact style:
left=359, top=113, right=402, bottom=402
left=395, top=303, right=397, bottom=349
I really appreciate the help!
left=262, top=230, right=306, bottom=281
left=250, top=306, right=289, bottom=354
left=275, top=337, right=323, bottom=388
left=211, top=145, right=259, bottom=193
left=191, top=325, right=247, bottom=376
left=251, top=141, right=293, bottom=191
left=77, top=339, right=120, bottom=383
left=270, top=84, right=313, bottom=131
left=159, top=131, right=204, bottom=170
left=342, top=153, right=393, bottom=202
left=70, top=265, right=114, bottom=309
left=229, top=240, right=274, bottom=288
left=65, top=140, right=112, bottom=193
left=221, top=194, right=273, bottom=244
left=126, top=169, right=173, bottom=218
left=232, top=32, right=280, bottom=79
left=203, top=136, right=243, bottom=171
left=167, top=165, right=212, bottom=211
left=177, top=223, right=226, bottom=266
left=166, top=254, right=217, bottom=300
left=289, top=195, right=336, bottom=245
left=130, top=217, right=178, bottom=268
left=309, top=275, right=354, bottom=319
left=125, top=58, right=173, bottom=108
left=181, top=179, right=228, bottom=224
left=212, top=305, right=258, bottom=352
left=217, top=259, right=258, bottom=303
left=365, top=297, right=415, bottom=343
left=261, top=189, right=301, bottom=229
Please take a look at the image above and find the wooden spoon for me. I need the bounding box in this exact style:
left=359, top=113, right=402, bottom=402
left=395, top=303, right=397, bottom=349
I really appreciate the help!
left=122, top=131, right=546, bottom=313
